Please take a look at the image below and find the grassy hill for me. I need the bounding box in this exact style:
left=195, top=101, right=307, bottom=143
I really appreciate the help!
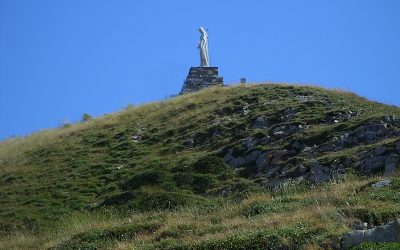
left=0, top=83, right=399, bottom=249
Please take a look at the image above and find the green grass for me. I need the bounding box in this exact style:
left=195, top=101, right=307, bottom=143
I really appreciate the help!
left=0, top=83, right=399, bottom=249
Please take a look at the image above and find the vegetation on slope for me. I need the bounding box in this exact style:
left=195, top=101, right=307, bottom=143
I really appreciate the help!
left=0, top=83, right=399, bottom=249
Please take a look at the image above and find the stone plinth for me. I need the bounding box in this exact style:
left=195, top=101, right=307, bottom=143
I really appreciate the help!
left=180, top=67, right=224, bottom=94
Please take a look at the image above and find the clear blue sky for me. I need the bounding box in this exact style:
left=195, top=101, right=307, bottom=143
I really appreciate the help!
left=1, top=0, right=399, bottom=140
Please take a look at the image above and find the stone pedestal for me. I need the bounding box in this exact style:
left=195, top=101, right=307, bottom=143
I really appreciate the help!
left=180, top=67, right=224, bottom=94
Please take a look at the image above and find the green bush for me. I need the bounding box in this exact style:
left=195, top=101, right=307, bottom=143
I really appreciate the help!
left=122, top=169, right=169, bottom=190
left=193, top=156, right=231, bottom=175
left=173, top=172, right=215, bottom=194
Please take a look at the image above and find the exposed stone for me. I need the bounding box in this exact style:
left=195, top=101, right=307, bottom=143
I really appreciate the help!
left=324, top=110, right=360, bottom=124
left=357, top=146, right=399, bottom=175
left=244, top=137, right=260, bottom=150
left=180, top=67, right=224, bottom=94
left=131, top=135, right=141, bottom=143
left=342, top=219, right=400, bottom=249
left=255, top=152, right=267, bottom=171
left=245, top=150, right=260, bottom=163
left=252, top=116, right=269, bottom=129
left=265, top=166, right=280, bottom=179
left=396, top=141, right=400, bottom=153
left=308, top=162, right=331, bottom=183
left=271, top=123, right=302, bottom=138
left=223, top=148, right=234, bottom=163
left=183, top=139, right=194, bottom=148
left=374, top=145, right=387, bottom=156
left=229, top=156, right=246, bottom=168
left=282, top=108, right=297, bottom=121
left=371, top=179, right=392, bottom=188
left=291, top=141, right=300, bottom=150
left=352, top=222, right=369, bottom=230
left=241, top=103, right=250, bottom=115
left=384, top=153, right=398, bottom=176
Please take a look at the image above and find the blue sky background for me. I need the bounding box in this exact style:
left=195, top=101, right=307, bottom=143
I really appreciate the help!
left=1, top=0, right=399, bottom=140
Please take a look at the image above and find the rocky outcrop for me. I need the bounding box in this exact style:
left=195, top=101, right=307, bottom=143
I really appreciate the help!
left=356, top=145, right=399, bottom=176
left=342, top=219, right=400, bottom=249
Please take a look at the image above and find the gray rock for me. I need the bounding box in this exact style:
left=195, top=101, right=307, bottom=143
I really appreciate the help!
left=384, top=154, right=399, bottom=176
left=309, top=162, right=331, bottom=183
left=229, top=157, right=246, bottom=167
left=131, top=135, right=141, bottom=143
left=223, top=148, right=234, bottom=162
left=252, top=117, right=268, bottom=129
left=342, top=219, right=400, bottom=249
left=183, top=139, right=194, bottom=148
left=374, top=145, right=387, bottom=156
left=303, top=146, right=313, bottom=153
left=371, top=179, right=392, bottom=188
left=291, top=141, right=300, bottom=150
left=282, top=108, right=297, bottom=120
left=255, top=152, right=267, bottom=171
left=245, top=150, right=260, bottom=163
left=396, top=141, right=400, bottom=153
left=180, top=67, right=223, bottom=94
left=352, top=222, right=369, bottom=230
left=265, top=166, right=280, bottom=178
left=269, top=150, right=289, bottom=165
left=244, top=137, right=259, bottom=150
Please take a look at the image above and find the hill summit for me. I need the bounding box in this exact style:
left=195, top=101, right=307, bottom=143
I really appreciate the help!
left=1, top=84, right=399, bottom=249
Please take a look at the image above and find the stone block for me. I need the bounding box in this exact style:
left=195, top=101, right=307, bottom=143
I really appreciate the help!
left=180, top=67, right=224, bottom=94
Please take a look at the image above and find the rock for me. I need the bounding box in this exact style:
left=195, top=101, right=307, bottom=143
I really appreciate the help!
left=371, top=179, right=392, bottom=188
left=342, top=219, right=400, bottom=249
left=244, top=137, right=260, bottom=150
left=229, top=157, right=246, bottom=167
left=245, top=150, right=260, bottom=163
left=241, top=103, right=250, bottom=115
left=308, top=162, right=331, bottom=183
left=269, top=150, right=289, bottom=165
left=223, top=148, right=234, bottom=162
left=183, top=138, right=194, bottom=148
left=352, top=222, right=369, bottom=230
left=282, top=108, right=297, bottom=120
left=374, top=145, right=387, bottom=156
left=255, top=152, right=267, bottom=171
left=180, top=67, right=224, bottom=94
left=384, top=153, right=398, bottom=176
left=297, top=164, right=307, bottom=174
left=252, top=117, right=268, bottom=129
left=291, top=141, right=300, bottom=150
left=271, top=123, right=302, bottom=138
left=265, top=166, right=280, bottom=178
left=131, top=135, right=141, bottom=143
left=303, top=146, right=313, bottom=153
left=395, top=141, right=400, bottom=153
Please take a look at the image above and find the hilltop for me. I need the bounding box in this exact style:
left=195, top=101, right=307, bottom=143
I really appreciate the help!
left=0, top=84, right=399, bottom=249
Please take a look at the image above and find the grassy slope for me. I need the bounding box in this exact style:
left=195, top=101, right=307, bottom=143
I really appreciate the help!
left=0, top=83, right=399, bottom=249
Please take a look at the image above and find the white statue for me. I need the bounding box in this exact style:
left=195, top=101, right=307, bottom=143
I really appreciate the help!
left=198, top=27, right=209, bottom=67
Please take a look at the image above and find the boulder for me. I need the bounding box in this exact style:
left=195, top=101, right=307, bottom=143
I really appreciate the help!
left=371, top=179, right=392, bottom=188
left=229, top=156, right=246, bottom=167
left=374, top=145, right=387, bottom=156
left=308, top=162, right=331, bottom=183
left=282, top=108, right=297, bottom=121
left=395, top=141, right=400, bottom=153
left=342, top=219, right=400, bottom=249
left=183, top=138, right=194, bottom=148
left=252, top=116, right=269, bottom=129
left=384, top=153, right=398, bottom=176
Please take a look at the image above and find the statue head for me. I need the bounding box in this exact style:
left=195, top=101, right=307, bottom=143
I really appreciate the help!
left=198, top=27, right=207, bottom=35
